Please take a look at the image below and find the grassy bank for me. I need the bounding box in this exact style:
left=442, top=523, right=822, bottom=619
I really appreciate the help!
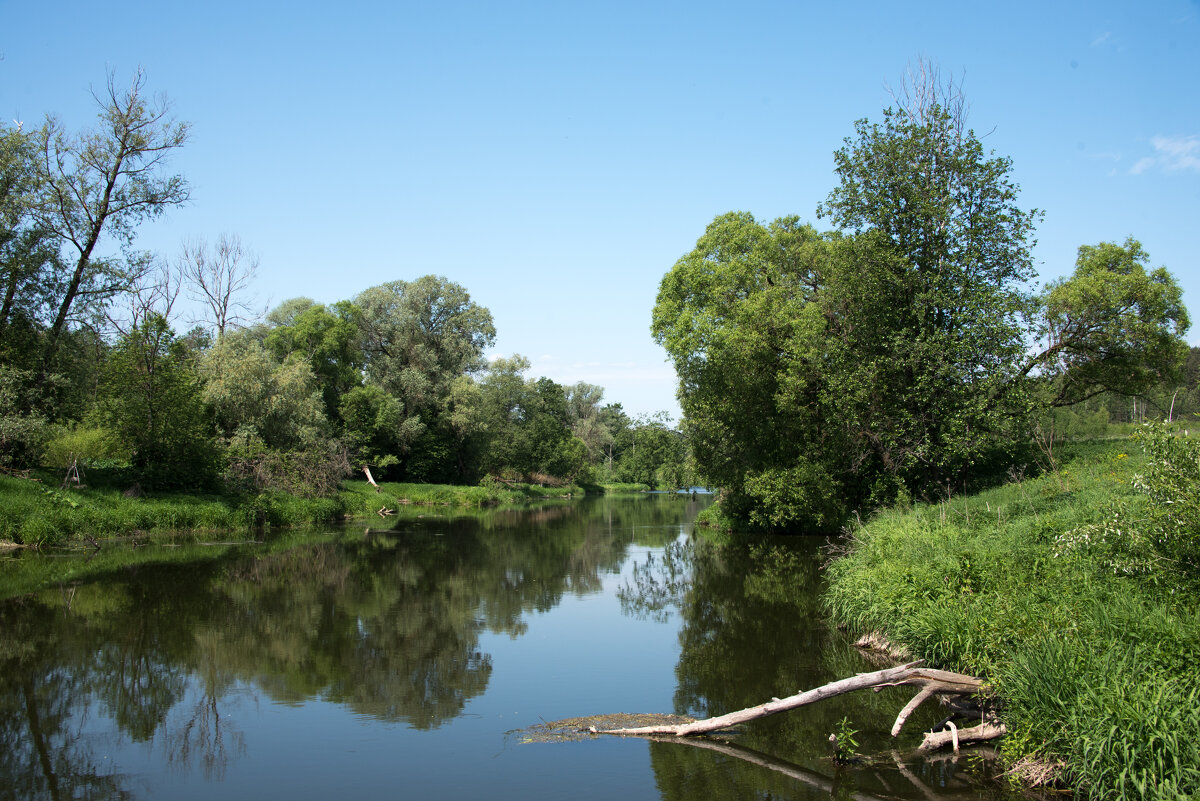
left=823, top=435, right=1200, bottom=800
left=0, top=468, right=585, bottom=545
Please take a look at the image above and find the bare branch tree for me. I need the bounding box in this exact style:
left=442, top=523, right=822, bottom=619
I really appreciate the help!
left=178, top=233, right=260, bottom=338
left=105, top=256, right=181, bottom=339
left=885, top=56, right=971, bottom=138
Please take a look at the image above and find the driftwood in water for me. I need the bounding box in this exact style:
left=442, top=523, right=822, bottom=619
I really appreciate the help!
left=919, top=721, right=1006, bottom=752
left=597, top=661, right=1002, bottom=751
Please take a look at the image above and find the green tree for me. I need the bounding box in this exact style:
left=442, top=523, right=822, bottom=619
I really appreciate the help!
left=815, top=82, right=1041, bottom=493
left=264, top=299, right=363, bottom=423
left=339, top=384, right=410, bottom=472
left=0, top=125, right=63, bottom=466
left=654, top=71, right=1187, bottom=530
left=565, top=382, right=614, bottom=466
left=473, top=359, right=585, bottom=482
left=353, top=276, right=495, bottom=475
left=615, top=412, right=690, bottom=490
left=653, top=212, right=844, bottom=523
left=0, top=123, right=62, bottom=347
left=355, top=276, right=495, bottom=413
left=474, top=355, right=530, bottom=477
left=1029, top=238, right=1190, bottom=407
left=0, top=365, right=54, bottom=467
left=199, top=331, right=329, bottom=450
left=97, top=314, right=217, bottom=489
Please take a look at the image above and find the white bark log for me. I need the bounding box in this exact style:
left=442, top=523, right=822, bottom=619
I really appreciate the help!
left=891, top=686, right=936, bottom=737
left=601, top=662, right=925, bottom=736
left=919, top=722, right=1005, bottom=751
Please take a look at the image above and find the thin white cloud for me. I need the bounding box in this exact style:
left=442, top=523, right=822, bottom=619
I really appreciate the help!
left=1130, top=156, right=1156, bottom=175
left=1090, top=31, right=1112, bottom=46
left=1130, top=135, right=1200, bottom=174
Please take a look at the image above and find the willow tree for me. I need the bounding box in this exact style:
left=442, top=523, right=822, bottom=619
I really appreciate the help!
left=351, top=275, right=495, bottom=480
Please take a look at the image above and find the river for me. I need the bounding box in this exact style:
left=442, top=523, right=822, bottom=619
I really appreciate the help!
left=0, top=494, right=1029, bottom=800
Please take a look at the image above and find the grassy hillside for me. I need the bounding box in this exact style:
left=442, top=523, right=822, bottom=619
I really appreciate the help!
left=823, top=433, right=1200, bottom=800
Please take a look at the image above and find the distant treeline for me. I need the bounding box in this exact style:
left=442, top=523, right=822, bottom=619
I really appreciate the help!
left=0, top=72, right=691, bottom=495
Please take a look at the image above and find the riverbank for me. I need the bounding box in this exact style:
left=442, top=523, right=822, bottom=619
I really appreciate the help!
left=823, top=434, right=1200, bottom=800
left=0, top=468, right=590, bottom=546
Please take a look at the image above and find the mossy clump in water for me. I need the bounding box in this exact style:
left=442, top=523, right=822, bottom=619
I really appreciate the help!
left=514, top=713, right=696, bottom=743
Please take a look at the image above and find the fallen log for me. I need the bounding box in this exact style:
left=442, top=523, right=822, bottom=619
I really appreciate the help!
left=596, top=660, right=997, bottom=752
left=919, top=721, right=1006, bottom=752
left=597, top=662, right=914, bottom=735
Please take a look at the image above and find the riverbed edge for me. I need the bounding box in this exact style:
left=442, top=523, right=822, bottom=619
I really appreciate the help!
left=0, top=470, right=607, bottom=546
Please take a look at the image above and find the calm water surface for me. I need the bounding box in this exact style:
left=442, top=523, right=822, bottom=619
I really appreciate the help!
left=1, top=495, right=1025, bottom=800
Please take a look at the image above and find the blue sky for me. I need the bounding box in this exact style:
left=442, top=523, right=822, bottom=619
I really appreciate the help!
left=3, top=0, right=1198, bottom=419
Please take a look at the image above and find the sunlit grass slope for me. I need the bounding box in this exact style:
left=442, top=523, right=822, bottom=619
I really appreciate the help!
left=824, top=438, right=1200, bottom=801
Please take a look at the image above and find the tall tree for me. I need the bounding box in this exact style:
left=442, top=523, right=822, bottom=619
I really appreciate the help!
left=815, top=68, right=1041, bottom=491
left=31, top=69, right=189, bottom=365
left=353, top=275, right=495, bottom=462
left=264, top=299, right=363, bottom=423
left=565, top=382, right=614, bottom=464
left=653, top=212, right=839, bottom=524
left=0, top=122, right=61, bottom=345
left=97, top=313, right=216, bottom=489
left=355, top=276, right=495, bottom=405
left=199, top=331, right=330, bottom=450
left=655, top=66, right=1186, bottom=530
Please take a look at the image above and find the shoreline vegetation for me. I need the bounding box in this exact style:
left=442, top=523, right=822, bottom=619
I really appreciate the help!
left=821, top=433, right=1200, bottom=800
left=0, top=467, right=656, bottom=548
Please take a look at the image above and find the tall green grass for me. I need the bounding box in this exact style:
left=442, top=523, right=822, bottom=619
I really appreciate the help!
left=823, top=438, right=1200, bottom=800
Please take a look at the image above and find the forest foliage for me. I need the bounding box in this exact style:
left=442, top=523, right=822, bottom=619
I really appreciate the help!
left=652, top=72, right=1191, bottom=531
left=0, top=72, right=692, bottom=497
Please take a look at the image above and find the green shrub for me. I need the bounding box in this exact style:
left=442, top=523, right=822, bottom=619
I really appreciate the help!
left=41, top=424, right=129, bottom=468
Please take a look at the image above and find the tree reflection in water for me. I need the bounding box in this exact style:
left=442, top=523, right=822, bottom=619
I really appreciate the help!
left=618, top=534, right=1027, bottom=801
left=0, top=495, right=703, bottom=798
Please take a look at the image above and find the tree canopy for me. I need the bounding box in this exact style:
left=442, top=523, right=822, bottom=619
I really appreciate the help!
left=654, top=88, right=1190, bottom=531
left=0, top=72, right=691, bottom=492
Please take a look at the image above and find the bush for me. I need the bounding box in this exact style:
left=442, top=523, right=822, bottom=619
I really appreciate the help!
left=1053, top=424, right=1200, bottom=582
left=42, top=423, right=129, bottom=468
left=223, top=433, right=351, bottom=498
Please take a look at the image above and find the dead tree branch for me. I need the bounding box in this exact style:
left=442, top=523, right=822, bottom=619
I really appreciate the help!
left=594, top=661, right=1002, bottom=752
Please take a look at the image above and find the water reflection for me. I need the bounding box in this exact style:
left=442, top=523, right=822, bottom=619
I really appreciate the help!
left=622, top=536, right=1032, bottom=800
left=0, top=494, right=704, bottom=800
left=0, top=494, right=1030, bottom=801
